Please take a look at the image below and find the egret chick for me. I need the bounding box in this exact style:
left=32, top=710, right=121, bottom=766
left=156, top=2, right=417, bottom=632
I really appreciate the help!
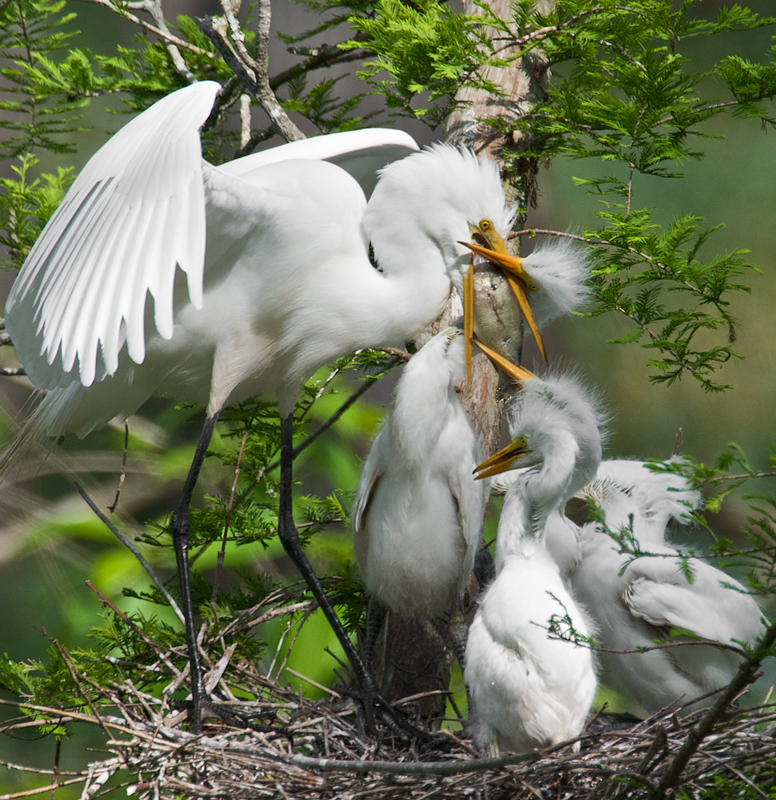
left=4, top=82, right=516, bottom=729
left=574, top=460, right=768, bottom=715
left=462, top=238, right=590, bottom=369
left=465, top=375, right=603, bottom=754
left=352, top=327, right=484, bottom=619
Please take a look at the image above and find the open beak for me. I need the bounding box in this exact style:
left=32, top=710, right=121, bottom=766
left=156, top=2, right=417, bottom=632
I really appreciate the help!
left=474, top=337, right=536, bottom=383
left=460, top=240, right=547, bottom=362
left=474, top=436, right=531, bottom=481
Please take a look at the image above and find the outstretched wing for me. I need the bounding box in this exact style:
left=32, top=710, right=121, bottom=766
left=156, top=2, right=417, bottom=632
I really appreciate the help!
left=219, top=128, right=418, bottom=197
left=6, top=81, right=221, bottom=390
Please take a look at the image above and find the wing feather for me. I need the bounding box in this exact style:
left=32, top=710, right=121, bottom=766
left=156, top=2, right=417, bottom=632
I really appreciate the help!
left=220, top=128, right=418, bottom=197
left=6, top=81, right=219, bottom=389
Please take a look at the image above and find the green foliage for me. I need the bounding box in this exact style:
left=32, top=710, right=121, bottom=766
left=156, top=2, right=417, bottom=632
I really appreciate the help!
left=0, top=0, right=81, bottom=156
left=342, top=0, right=498, bottom=126
left=0, top=153, right=73, bottom=267
left=282, top=73, right=369, bottom=132
left=498, top=0, right=776, bottom=389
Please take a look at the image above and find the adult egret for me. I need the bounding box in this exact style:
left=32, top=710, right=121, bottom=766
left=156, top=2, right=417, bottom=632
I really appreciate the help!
left=3, top=80, right=523, bottom=730
left=574, top=460, right=767, bottom=716
left=352, top=327, right=484, bottom=620
left=464, top=375, right=603, bottom=754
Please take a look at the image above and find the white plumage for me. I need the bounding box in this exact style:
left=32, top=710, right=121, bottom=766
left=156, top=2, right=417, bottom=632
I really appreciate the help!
left=465, top=375, right=603, bottom=753
left=574, top=459, right=768, bottom=715
left=5, top=81, right=515, bottom=438
left=352, top=327, right=484, bottom=618
left=3, top=81, right=519, bottom=728
left=518, top=240, right=591, bottom=329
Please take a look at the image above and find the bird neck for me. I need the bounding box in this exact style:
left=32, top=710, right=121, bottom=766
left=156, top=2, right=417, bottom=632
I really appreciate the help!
left=359, top=247, right=454, bottom=345
left=494, top=483, right=548, bottom=568
left=389, top=357, right=455, bottom=464
left=494, top=432, right=580, bottom=568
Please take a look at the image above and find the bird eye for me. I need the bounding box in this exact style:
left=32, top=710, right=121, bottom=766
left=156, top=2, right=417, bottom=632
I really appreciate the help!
left=479, top=219, right=493, bottom=232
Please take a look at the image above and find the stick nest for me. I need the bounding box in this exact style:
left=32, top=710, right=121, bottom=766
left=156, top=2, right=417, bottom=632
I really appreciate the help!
left=4, top=662, right=776, bottom=800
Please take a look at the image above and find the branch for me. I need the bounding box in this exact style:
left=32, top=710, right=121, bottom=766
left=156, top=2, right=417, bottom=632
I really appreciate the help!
left=258, top=742, right=548, bottom=774
left=270, top=48, right=374, bottom=92
left=83, top=0, right=217, bottom=60
left=198, top=3, right=304, bottom=143
left=74, top=482, right=185, bottom=625
left=651, top=620, right=776, bottom=798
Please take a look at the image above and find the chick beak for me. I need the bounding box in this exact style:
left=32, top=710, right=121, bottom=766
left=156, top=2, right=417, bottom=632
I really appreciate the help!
left=459, top=239, right=548, bottom=362
left=474, top=437, right=532, bottom=481
left=464, top=252, right=474, bottom=384
left=474, top=337, right=536, bottom=384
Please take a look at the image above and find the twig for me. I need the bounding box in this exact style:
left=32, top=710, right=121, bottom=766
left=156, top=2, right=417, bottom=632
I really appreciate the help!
left=85, top=581, right=184, bottom=681
left=285, top=667, right=343, bottom=699
left=107, top=422, right=129, bottom=513
left=50, top=640, right=113, bottom=742
left=213, top=428, right=250, bottom=603
left=83, top=0, right=217, bottom=60
left=74, top=482, right=185, bottom=624
left=139, top=0, right=195, bottom=83
left=0, top=776, right=88, bottom=800
left=652, top=620, right=776, bottom=798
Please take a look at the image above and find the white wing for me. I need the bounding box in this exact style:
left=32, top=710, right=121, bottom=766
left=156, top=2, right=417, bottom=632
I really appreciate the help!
left=624, top=558, right=767, bottom=647
left=351, top=425, right=389, bottom=533
left=6, top=81, right=221, bottom=389
left=219, top=128, right=418, bottom=197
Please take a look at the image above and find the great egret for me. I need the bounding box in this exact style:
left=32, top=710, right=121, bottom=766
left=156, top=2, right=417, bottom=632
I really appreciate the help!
left=352, top=326, right=485, bottom=620
left=3, top=80, right=524, bottom=730
left=464, top=375, right=603, bottom=754
left=574, top=460, right=768, bottom=716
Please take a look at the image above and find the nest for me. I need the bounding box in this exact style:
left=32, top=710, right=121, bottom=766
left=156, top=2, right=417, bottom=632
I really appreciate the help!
left=4, top=654, right=776, bottom=800
left=2, top=584, right=775, bottom=800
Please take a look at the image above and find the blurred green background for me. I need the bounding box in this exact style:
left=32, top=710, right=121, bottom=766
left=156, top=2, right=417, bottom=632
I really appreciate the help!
left=0, top=0, right=774, bottom=794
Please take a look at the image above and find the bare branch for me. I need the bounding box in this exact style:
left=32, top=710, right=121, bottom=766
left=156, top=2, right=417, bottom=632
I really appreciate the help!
left=198, top=3, right=304, bottom=143
left=74, top=481, right=185, bottom=624
left=83, top=0, right=217, bottom=61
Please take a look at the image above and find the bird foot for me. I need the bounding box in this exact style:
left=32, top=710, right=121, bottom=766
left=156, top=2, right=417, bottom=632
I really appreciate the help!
left=175, top=692, right=272, bottom=733
left=340, top=684, right=446, bottom=747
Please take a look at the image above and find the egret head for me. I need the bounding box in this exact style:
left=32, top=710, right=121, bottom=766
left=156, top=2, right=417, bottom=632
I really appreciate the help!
left=475, top=374, right=606, bottom=503
left=364, top=144, right=514, bottom=285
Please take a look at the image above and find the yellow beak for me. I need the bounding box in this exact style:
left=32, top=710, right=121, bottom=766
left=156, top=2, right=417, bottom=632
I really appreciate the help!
left=474, top=337, right=536, bottom=384
left=474, top=436, right=531, bottom=480
left=460, top=240, right=547, bottom=362
left=464, top=253, right=474, bottom=384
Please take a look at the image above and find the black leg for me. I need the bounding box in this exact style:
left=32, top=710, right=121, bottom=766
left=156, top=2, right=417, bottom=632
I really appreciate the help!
left=170, top=414, right=219, bottom=732
left=362, top=596, right=385, bottom=669
left=277, top=413, right=440, bottom=744
left=167, top=413, right=279, bottom=733
left=277, top=413, right=376, bottom=690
